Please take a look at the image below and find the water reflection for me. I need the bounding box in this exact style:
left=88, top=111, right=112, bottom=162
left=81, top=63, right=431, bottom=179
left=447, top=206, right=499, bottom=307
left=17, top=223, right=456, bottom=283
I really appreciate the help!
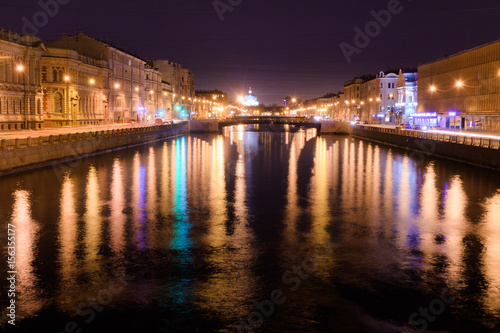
left=58, top=174, right=78, bottom=305
left=11, top=189, right=41, bottom=316
left=110, top=159, right=126, bottom=255
left=2, top=132, right=500, bottom=331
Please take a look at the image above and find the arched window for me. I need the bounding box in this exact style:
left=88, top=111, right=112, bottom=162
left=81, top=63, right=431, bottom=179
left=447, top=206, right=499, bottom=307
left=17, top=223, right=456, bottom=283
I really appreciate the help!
left=37, top=99, right=41, bottom=114
left=53, top=69, right=58, bottom=82
left=54, top=93, right=63, bottom=113
left=58, top=70, right=63, bottom=82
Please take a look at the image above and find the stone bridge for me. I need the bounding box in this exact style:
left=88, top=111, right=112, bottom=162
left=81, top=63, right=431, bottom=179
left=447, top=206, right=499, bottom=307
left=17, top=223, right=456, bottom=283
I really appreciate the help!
left=217, top=116, right=322, bottom=134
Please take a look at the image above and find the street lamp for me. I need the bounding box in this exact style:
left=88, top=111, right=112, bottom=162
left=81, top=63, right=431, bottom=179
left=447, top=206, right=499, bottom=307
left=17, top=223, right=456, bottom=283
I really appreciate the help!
left=16, top=64, right=29, bottom=130
left=456, top=80, right=463, bottom=88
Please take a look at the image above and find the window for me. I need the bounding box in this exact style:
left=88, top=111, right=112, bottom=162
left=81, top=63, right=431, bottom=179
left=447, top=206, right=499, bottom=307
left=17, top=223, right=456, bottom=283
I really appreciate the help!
left=146, top=74, right=149, bottom=80
left=58, top=70, right=63, bottom=82
left=54, top=93, right=63, bottom=113
left=356, top=87, right=359, bottom=91
left=380, top=83, right=383, bottom=88
left=53, top=69, right=58, bottom=81
left=379, top=94, right=383, bottom=99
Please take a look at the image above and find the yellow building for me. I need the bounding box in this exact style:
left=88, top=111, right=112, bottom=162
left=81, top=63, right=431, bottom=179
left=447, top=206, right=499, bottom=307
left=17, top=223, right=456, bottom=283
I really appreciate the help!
left=46, top=32, right=147, bottom=124
left=0, top=29, right=45, bottom=131
left=418, top=40, right=500, bottom=130
left=41, top=47, right=110, bottom=127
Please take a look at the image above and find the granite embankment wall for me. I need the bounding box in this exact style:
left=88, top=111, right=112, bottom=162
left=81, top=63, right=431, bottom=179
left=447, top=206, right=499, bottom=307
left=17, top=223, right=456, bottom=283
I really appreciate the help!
left=350, top=125, right=500, bottom=170
left=0, top=122, right=189, bottom=175
left=190, top=119, right=219, bottom=133
left=320, top=121, right=350, bottom=134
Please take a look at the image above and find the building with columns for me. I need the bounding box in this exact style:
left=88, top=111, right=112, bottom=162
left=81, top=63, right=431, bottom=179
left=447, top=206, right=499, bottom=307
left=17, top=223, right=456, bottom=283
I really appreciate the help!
left=45, top=32, right=147, bottom=124
left=41, top=47, right=110, bottom=127
left=417, top=40, right=500, bottom=130
left=0, top=28, right=45, bottom=131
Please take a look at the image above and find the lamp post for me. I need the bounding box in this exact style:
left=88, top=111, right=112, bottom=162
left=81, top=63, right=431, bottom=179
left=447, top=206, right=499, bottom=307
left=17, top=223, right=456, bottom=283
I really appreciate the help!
left=16, top=64, right=28, bottom=130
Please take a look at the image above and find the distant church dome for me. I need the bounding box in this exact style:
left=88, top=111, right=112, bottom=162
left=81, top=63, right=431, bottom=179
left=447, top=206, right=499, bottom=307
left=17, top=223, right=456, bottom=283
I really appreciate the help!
left=242, top=87, right=259, bottom=107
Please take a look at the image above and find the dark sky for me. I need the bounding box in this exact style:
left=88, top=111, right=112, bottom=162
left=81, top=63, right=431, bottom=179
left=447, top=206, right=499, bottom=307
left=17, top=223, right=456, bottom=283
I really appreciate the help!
left=1, top=0, right=499, bottom=104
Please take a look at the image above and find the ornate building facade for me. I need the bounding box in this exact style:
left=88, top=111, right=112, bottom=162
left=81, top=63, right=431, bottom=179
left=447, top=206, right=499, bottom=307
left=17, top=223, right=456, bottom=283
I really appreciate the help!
left=45, top=32, right=147, bottom=124
left=0, top=29, right=45, bottom=130
left=41, top=47, right=110, bottom=127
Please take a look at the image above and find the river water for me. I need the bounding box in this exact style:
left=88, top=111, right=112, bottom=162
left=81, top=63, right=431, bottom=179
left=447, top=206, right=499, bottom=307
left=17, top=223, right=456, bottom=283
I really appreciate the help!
left=1, top=128, right=500, bottom=332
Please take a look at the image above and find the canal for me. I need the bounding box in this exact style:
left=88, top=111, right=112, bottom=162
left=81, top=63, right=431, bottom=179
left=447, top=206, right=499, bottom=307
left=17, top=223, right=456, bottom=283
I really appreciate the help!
left=1, top=128, right=500, bottom=332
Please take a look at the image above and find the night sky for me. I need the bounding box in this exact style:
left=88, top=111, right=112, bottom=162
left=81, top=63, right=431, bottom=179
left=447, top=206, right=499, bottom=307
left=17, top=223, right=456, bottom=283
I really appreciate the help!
left=1, top=0, right=499, bottom=104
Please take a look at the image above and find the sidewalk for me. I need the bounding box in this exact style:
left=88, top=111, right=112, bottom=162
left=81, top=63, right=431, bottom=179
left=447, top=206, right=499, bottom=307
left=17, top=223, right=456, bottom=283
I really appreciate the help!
left=0, top=123, right=156, bottom=140
left=364, top=124, right=500, bottom=139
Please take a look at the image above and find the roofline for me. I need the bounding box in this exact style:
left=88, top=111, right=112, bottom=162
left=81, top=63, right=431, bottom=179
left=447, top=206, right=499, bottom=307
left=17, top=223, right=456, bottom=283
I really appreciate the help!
left=419, top=39, right=500, bottom=68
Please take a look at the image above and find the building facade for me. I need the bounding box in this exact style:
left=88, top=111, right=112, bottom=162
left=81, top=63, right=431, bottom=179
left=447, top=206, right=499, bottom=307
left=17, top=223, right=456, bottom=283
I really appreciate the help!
left=343, top=78, right=364, bottom=121
left=417, top=40, right=500, bottom=130
left=45, top=32, right=147, bottom=124
left=359, top=72, right=398, bottom=124
left=395, top=69, right=418, bottom=124
left=41, top=47, right=110, bottom=127
left=0, top=29, right=45, bottom=130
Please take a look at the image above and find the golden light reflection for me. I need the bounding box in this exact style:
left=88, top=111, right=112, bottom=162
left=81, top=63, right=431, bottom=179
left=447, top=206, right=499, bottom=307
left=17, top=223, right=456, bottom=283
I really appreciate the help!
left=84, top=166, right=102, bottom=275
left=396, top=156, right=411, bottom=249
left=196, top=134, right=257, bottom=320
left=383, top=150, right=394, bottom=231
left=58, top=174, right=79, bottom=304
left=11, top=189, right=42, bottom=316
left=480, top=190, right=500, bottom=315
left=284, top=133, right=305, bottom=241
left=418, top=163, right=439, bottom=260
left=441, top=176, right=467, bottom=286
left=110, top=158, right=126, bottom=255
left=310, top=137, right=330, bottom=246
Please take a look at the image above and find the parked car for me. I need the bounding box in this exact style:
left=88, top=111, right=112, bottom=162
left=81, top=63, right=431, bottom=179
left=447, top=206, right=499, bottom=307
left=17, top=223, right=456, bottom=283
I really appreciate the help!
left=412, top=124, right=421, bottom=130
left=431, top=125, right=441, bottom=130
left=399, top=123, right=411, bottom=129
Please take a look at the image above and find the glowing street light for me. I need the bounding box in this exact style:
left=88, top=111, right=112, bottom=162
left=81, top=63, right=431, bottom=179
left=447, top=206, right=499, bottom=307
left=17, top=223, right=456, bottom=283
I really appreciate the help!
left=16, top=64, right=24, bottom=72
left=456, top=80, right=463, bottom=88
left=89, top=79, right=95, bottom=85
left=64, top=75, right=70, bottom=82
left=430, top=85, right=436, bottom=92
left=115, top=83, right=120, bottom=89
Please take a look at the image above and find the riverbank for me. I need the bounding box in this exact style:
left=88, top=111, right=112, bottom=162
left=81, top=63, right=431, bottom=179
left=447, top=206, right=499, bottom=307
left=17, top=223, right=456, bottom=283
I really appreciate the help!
left=350, top=125, right=500, bottom=171
left=0, top=122, right=189, bottom=176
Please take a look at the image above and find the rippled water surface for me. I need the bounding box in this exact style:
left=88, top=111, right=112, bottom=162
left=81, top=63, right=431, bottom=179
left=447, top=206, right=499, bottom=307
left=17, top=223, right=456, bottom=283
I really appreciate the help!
left=1, top=129, right=500, bottom=332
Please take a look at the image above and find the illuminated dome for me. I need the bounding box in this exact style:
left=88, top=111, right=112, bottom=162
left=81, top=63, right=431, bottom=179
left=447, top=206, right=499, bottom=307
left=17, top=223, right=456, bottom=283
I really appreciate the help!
left=242, top=87, right=259, bottom=107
